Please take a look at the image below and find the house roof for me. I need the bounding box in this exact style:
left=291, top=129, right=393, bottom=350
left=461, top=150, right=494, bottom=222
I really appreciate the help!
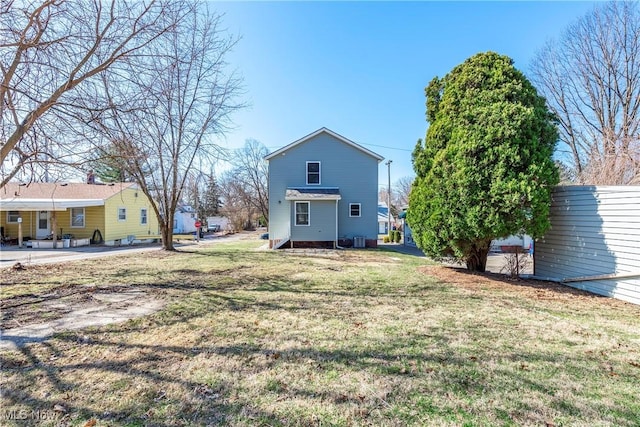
left=0, top=182, right=137, bottom=211
left=285, top=187, right=342, bottom=201
left=264, top=127, right=384, bottom=162
left=378, top=212, right=395, bottom=222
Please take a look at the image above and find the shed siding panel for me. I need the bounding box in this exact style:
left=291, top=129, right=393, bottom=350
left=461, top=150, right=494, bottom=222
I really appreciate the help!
left=535, top=186, right=640, bottom=305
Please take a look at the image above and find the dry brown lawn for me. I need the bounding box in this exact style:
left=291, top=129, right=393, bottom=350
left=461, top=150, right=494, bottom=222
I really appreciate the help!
left=1, top=241, right=639, bottom=426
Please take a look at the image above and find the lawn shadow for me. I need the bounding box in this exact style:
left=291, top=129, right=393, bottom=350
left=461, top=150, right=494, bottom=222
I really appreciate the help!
left=5, top=322, right=636, bottom=426
left=0, top=334, right=285, bottom=425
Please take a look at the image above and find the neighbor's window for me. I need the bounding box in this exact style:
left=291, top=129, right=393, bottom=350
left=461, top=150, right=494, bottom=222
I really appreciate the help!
left=349, top=203, right=361, bottom=217
left=295, top=201, right=310, bottom=226
left=118, top=207, right=127, bottom=221
left=306, top=161, right=320, bottom=185
left=70, top=207, right=85, bottom=228
left=7, top=211, right=19, bottom=223
left=140, top=208, right=148, bottom=225
left=38, top=211, right=47, bottom=229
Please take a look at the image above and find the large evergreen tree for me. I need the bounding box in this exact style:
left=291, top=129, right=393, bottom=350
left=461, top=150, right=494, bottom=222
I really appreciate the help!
left=91, top=144, right=132, bottom=183
left=200, top=174, right=222, bottom=218
left=408, top=52, right=559, bottom=272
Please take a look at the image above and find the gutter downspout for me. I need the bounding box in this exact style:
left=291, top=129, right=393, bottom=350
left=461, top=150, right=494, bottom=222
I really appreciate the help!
left=334, top=199, right=339, bottom=249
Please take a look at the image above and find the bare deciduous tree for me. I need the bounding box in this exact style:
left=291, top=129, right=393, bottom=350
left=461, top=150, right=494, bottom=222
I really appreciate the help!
left=530, top=1, right=640, bottom=184
left=378, top=175, right=414, bottom=218
left=229, top=139, right=269, bottom=225
left=86, top=1, right=243, bottom=250
left=393, top=175, right=414, bottom=208
left=0, top=0, right=174, bottom=187
left=218, top=171, right=257, bottom=232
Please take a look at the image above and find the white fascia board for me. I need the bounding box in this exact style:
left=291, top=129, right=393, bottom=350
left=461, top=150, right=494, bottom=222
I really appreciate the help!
left=0, top=199, right=105, bottom=211
left=264, top=127, right=384, bottom=162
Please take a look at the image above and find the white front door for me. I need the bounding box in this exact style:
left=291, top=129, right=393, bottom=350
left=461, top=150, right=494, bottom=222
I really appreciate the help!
left=36, top=211, right=50, bottom=238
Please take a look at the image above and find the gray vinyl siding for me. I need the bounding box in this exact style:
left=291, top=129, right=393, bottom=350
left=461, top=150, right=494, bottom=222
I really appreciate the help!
left=535, top=186, right=640, bottom=305
left=268, top=197, right=291, bottom=242
left=267, top=131, right=380, bottom=242
left=290, top=200, right=336, bottom=241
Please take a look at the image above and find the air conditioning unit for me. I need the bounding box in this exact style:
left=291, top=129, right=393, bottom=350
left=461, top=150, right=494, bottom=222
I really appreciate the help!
left=353, top=236, right=366, bottom=248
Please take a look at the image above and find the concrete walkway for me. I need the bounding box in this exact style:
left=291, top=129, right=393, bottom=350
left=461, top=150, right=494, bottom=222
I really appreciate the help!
left=378, top=243, right=425, bottom=257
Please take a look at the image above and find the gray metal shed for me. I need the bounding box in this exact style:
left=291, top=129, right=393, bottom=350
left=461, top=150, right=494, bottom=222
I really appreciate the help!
left=535, top=186, right=640, bottom=305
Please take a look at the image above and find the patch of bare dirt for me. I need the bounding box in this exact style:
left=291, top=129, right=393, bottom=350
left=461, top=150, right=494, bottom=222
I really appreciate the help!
left=418, top=265, right=633, bottom=308
left=1, top=285, right=164, bottom=351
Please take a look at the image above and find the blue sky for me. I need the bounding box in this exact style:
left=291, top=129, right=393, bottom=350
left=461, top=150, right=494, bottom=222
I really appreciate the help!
left=214, top=1, right=597, bottom=188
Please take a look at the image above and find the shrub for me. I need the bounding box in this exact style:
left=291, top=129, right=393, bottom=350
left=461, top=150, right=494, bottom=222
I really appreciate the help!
left=383, top=236, right=390, bottom=243
left=394, top=231, right=402, bottom=243
left=500, top=251, right=532, bottom=278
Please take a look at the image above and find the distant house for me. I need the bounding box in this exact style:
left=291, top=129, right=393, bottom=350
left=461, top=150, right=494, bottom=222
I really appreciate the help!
left=265, top=127, right=384, bottom=249
left=0, top=182, right=159, bottom=246
left=377, top=202, right=395, bottom=234
left=173, top=204, right=197, bottom=234
left=398, top=209, right=416, bottom=246
left=401, top=206, right=530, bottom=251
left=206, top=216, right=229, bottom=232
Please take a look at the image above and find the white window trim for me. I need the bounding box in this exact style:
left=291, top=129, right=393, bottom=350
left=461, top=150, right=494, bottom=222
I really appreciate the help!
left=295, top=201, right=310, bottom=226
left=349, top=203, right=361, bottom=218
left=70, top=207, right=85, bottom=228
left=140, top=208, right=148, bottom=225
left=306, top=161, right=321, bottom=185
left=117, top=207, right=127, bottom=222
left=7, top=211, right=20, bottom=223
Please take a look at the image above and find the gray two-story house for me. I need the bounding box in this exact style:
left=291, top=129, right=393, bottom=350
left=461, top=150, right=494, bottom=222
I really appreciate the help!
left=265, top=128, right=383, bottom=249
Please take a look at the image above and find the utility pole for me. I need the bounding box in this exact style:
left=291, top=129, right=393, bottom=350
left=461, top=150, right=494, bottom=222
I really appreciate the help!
left=385, top=160, right=392, bottom=236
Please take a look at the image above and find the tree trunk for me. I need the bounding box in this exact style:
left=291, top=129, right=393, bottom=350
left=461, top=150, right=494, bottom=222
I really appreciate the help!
left=161, top=224, right=175, bottom=251
left=465, top=241, right=491, bottom=272
left=51, top=212, right=58, bottom=249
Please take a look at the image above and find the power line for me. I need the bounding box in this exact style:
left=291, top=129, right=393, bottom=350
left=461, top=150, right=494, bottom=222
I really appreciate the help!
left=359, top=142, right=412, bottom=152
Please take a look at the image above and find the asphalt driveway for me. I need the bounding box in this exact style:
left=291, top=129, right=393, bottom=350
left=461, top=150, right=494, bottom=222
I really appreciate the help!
left=379, top=242, right=533, bottom=275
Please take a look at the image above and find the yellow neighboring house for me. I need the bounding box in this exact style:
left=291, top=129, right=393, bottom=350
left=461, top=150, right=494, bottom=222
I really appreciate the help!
left=0, top=182, right=159, bottom=247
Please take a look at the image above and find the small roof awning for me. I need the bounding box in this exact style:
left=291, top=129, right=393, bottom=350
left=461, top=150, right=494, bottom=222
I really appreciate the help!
left=0, top=199, right=106, bottom=211
left=285, top=187, right=341, bottom=201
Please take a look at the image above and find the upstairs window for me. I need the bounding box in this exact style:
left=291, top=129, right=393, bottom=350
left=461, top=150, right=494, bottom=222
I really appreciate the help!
left=140, top=208, right=148, bottom=225
left=349, top=203, right=361, bottom=217
left=306, top=161, right=321, bottom=185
